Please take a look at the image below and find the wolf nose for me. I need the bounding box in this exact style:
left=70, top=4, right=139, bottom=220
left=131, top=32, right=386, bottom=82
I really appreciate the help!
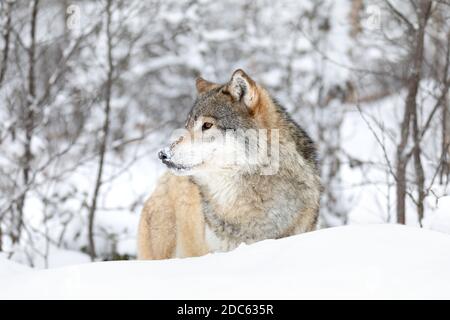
left=158, top=150, right=168, bottom=161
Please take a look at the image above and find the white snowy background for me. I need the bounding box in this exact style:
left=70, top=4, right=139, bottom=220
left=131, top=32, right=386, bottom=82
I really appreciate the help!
left=0, top=0, right=449, bottom=299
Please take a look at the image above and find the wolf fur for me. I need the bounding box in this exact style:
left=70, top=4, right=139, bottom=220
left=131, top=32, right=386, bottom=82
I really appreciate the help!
left=138, top=69, right=321, bottom=259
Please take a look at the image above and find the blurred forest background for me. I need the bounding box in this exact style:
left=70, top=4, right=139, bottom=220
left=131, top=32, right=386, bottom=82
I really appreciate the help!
left=0, top=0, right=449, bottom=267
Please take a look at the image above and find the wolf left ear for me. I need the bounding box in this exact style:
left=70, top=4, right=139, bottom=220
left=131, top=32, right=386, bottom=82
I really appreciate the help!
left=196, top=77, right=217, bottom=94
left=226, top=69, right=259, bottom=110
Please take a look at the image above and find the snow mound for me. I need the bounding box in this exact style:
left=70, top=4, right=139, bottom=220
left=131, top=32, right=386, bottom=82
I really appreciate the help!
left=1, top=224, right=450, bottom=299
left=0, top=254, right=31, bottom=278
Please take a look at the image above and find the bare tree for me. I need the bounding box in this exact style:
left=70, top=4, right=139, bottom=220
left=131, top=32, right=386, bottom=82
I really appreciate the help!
left=13, top=0, right=40, bottom=244
left=395, top=1, right=432, bottom=225
left=87, top=0, right=114, bottom=260
left=0, top=0, right=13, bottom=86
left=439, top=33, right=450, bottom=184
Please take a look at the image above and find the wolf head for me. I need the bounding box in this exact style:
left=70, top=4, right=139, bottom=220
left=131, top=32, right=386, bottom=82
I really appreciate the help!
left=158, top=69, right=279, bottom=176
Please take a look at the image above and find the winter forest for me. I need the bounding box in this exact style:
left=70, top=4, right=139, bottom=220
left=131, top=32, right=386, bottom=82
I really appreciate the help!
left=0, top=0, right=449, bottom=268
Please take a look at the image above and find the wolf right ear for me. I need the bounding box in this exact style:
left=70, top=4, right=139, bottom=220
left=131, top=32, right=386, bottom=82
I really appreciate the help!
left=226, top=69, right=259, bottom=110
left=196, top=77, right=217, bottom=94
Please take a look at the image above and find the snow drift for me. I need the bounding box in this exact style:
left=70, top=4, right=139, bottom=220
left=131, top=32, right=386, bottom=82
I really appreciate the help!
left=1, top=224, right=450, bottom=299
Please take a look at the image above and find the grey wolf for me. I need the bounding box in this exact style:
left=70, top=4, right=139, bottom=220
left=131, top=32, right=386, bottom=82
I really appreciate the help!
left=138, top=69, right=321, bottom=259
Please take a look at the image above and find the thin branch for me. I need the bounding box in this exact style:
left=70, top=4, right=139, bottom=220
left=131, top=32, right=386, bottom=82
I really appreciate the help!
left=0, top=1, right=13, bottom=86
left=384, top=0, right=416, bottom=33
left=87, top=0, right=114, bottom=261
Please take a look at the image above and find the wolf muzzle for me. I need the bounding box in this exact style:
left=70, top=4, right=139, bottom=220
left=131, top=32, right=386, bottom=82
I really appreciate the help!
left=158, top=148, right=190, bottom=171
left=158, top=148, right=173, bottom=167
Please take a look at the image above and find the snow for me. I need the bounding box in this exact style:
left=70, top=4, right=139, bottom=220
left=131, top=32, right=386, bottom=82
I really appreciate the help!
left=423, top=196, right=450, bottom=234
left=1, top=224, right=450, bottom=299
left=0, top=254, right=31, bottom=278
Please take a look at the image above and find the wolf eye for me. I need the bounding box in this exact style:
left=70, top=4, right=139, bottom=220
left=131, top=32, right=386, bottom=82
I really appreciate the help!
left=202, top=122, right=213, bottom=131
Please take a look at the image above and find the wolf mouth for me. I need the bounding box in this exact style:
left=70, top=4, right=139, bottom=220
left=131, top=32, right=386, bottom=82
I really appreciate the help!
left=162, top=158, right=189, bottom=170
left=162, top=158, right=201, bottom=173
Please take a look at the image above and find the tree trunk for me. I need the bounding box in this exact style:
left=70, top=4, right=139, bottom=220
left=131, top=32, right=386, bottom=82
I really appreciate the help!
left=349, top=0, right=363, bottom=38
left=14, top=0, right=39, bottom=243
left=395, top=0, right=431, bottom=224
left=439, top=33, right=450, bottom=184
left=87, top=0, right=114, bottom=260
left=0, top=0, right=12, bottom=86
left=412, top=101, right=425, bottom=226
left=441, top=96, right=450, bottom=184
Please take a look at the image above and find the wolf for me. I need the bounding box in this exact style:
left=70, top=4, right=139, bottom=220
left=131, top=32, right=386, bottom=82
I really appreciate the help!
left=138, top=69, right=321, bottom=259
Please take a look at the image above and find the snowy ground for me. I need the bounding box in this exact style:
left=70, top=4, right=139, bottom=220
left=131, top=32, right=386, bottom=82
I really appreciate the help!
left=1, top=224, right=450, bottom=299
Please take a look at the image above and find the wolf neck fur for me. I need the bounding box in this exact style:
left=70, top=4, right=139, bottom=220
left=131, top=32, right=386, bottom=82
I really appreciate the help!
left=193, top=162, right=306, bottom=246
left=192, top=140, right=309, bottom=245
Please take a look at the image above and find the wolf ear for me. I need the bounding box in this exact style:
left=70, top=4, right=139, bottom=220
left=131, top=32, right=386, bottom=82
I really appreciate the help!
left=196, top=77, right=217, bottom=94
left=226, top=69, right=259, bottom=110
